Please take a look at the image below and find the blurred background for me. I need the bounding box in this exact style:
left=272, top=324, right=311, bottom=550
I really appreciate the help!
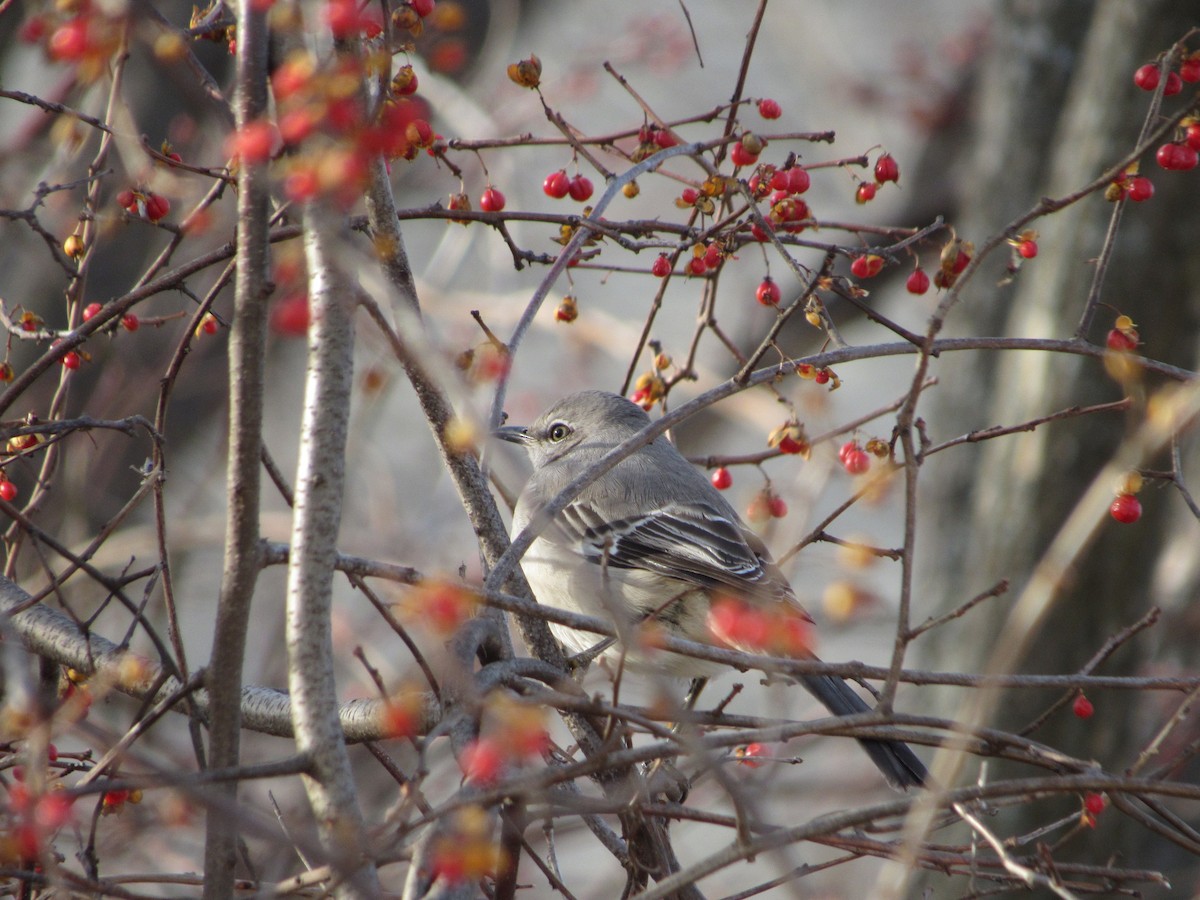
left=1, top=1, right=1198, bottom=896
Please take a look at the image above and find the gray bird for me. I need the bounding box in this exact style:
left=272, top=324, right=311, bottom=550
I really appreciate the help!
left=496, top=390, right=926, bottom=789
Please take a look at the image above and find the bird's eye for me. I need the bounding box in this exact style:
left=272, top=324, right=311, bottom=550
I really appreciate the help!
left=547, top=423, right=572, bottom=442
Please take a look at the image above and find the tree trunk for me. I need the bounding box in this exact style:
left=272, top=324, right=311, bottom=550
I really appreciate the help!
left=918, top=0, right=1200, bottom=892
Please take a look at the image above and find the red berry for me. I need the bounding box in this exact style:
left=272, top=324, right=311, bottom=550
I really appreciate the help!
left=394, top=66, right=419, bottom=95
left=226, top=120, right=275, bottom=164
left=703, top=244, right=721, bottom=269
left=738, top=742, right=770, bottom=768
left=325, top=0, right=364, bottom=38
left=1163, top=71, right=1183, bottom=96
left=543, top=170, right=569, bottom=198
left=48, top=17, right=90, bottom=61
left=1109, top=493, right=1142, bottom=523
left=83, top=303, right=102, bottom=321
left=767, top=495, right=787, bottom=518
left=814, top=368, right=830, bottom=384
left=121, top=313, right=139, bottom=332
left=729, top=142, right=758, bottom=167
left=1017, top=239, right=1038, bottom=259
left=270, top=294, right=310, bottom=336
left=749, top=223, right=770, bottom=242
left=850, top=254, right=883, bottom=279
left=1072, top=694, right=1094, bottom=719
left=1126, top=176, right=1154, bottom=201
left=460, top=738, right=504, bottom=785
left=18, top=16, right=47, bottom=43
left=410, top=0, right=435, bottom=16
left=653, top=129, right=677, bottom=148
left=1084, top=793, right=1106, bottom=816
left=786, top=167, right=810, bottom=194
left=906, top=268, right=930, bottom=295
left=567, top=174, right=594, bottom=201
left=1186, top=124, right=1200, bottom=153
left=116, top=190, right=135, bottom=210
left=711, top=467, right=732, bottom=490
left=33, top=793, right=72, bottom=831
left=144, top=193, right=170, bottom=221
left=687, top=257, right=707, bottom=276
left=651, top=254, right=671, bottom=278
left=838, top=440, right=858, bottom=463
left=756, top=277, right=781, bottom=306
left=855, top=182, right=877, bottom=204
left=62, top=350, right=81, bottom=370
left=201, top=314, right=219, bottom=335
left=1106, top=328, right=1138, bottom=351
left=479, top=187, right=505, bottom=212
left=873, top=153, right=899, bottom=184
left=1133, top=63, right=1160, bottom=91
left=843, top=449, right=871, bottom=475
left=769, top=170, right=789, bottom=192
left=757, top=98, right=782, bottom=119
left=1181, top=58, right=1200, bottom=83
left=1156, top=141, right=1198, bottom=171
left=777, top=435, right=804, bottom=455
left=0, top=480, right=17, bottom=502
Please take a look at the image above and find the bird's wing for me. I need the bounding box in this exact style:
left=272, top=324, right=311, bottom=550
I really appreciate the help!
left=557, top=499, right=795, bottom=605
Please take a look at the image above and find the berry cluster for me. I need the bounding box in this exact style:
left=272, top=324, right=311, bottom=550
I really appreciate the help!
left=1132, top=56, right=1200, bottom=172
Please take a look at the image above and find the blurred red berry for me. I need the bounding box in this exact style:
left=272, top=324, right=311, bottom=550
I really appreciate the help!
left=144, top=194, right=170, bottom=221
left=730, top=142, right=758, bottom=167
left=460, top=738, right=504, bottom=786
left=1110, top=493, right=1142, bottom=523
left=48, top=18, right=90, bottom=61
left=874, top=153, right=899, bottom=184
left=543, top=170, right=569, bottom=199
left=906, top=268, right=930, bottom=295
left=479, top=187, right=505, bottom=212
left=270, top=294, right=310, bottom=336
left=757, top=98, right=782, bottom=119
left=567, top=174, right=594, bottom=201
left=1126, top=176, right=1154, bottom=201
left=1156, top=142, right=1198, bottom=171
left=1133, top=63, right=1160, bottom=91
left=756, top=277, right=781, bottom=306
left=738, top=742, right=770, bottom=768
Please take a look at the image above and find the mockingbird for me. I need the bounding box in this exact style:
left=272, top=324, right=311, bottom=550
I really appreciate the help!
left=496, top=390, right=926, bottom=789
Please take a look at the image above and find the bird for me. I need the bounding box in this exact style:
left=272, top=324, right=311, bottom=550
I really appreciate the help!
left=495, top=390, right=926, bottom=789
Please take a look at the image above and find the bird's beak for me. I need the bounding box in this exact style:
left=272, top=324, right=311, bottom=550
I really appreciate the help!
left=493, top=424, right=530, bottom=445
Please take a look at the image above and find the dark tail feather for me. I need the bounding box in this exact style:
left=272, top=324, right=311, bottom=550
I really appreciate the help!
left=799, top=673, right=927, bottom=790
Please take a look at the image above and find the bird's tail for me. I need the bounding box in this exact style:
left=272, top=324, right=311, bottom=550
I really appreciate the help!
left=799, top=672, right=927, bottom=790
